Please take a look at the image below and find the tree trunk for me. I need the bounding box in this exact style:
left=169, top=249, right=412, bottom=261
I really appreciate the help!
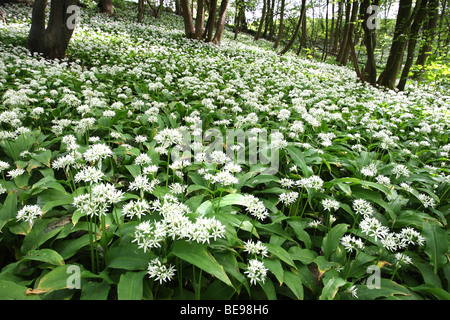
left=273, top=0, right=285, bottom=49
left=363, top=0, right=379, bottom=85
left=194, top=0, right=205, bottom=39
left=333, top=0, right=343, bottom=53
left=337, top=0, right=358, bottom=66
left=255, top=0, right=267, bottom=40
left=28, top=0, right=78, bottom=60
left=322, top=0, right=329, bottom=61
left=278, top=0, right=306, bottom=55
left=138, top=0, right=144, bottom=23
left=204, top=0, right=217, bottom=42
left=413, top=0, right=439, bottom=79
left=212, top=0, right=229, bottom=45
left=377, top=0, right=413, bottom=89
left=98, top=0, right=113, bottom=15
left=397, top=0, right=428, bottom=90
left=180, top=0, right=195, bottom=38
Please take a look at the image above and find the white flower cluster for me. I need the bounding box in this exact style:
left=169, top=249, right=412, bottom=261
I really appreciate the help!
left=147, top=258, right=176, bottom=284
left=133, top=194, right=226, bottom=252
left=73, top=183, right=124, bottom=217
left=16, top=205, right=44, bottom=227
left=242, top=194, right=269, bottom=220
left=244, top=259, right=268, bottom=285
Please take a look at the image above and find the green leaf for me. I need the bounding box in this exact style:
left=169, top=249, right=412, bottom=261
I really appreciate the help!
left=265, top=243, right=296, bottom=269
left=288, top=247, right=317, bottom=265
left=22, top=249, right=65, bottom=266
left=355, top=279, right=415, bottom=300
left=0, top=280, right=40, bottom=300
left=172, top=240, right=233, bottom=288
left=117, top=271, right=146, bottom=300
left=283, top=270, right=304, bottom=300
left=80, top=280, right=110, bottom=300
left=410, top=284, right=450, bottom=300
left=321, top=223, right=349, bottom=260
left=422, top=220, right=448, bottom=273
left=0, top=192, right=18, bottom=231
left=285, top=146, right=314, bottom=177
left=105, top=244, right=149, bottom=271
left=259, top=277, right=277, bottom=300
left=319, top=277, right=347, bottom=300
left=263, top=259, right=284, bottom=285
left=36, top=264, right=85, bottom=294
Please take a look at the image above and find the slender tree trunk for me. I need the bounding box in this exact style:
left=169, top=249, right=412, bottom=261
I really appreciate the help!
left=329, top=1, right=335, bottom=54
left=322, top=0, right=330, bottom=61
left=138, top=0, right=144, bottom=23
left=279, top=0, right=306, bottom=55
left=333, top=0, right=343, bottom=53
left=263, top=0, right=274, bottom=39
left=377, top=0, right=413, bottom=89
left=180, top=0, right=196, bottom=38
left=212, top=0, right=229, bottom=45
left=338, top=0, right=358, bottom=66
left=204, top=0, right=217, bottom=42
left=255, top=0, right=267, bottom=40
left=98, top=0, right=113, bottom=15
left=336, top=0, right=351, bottom=62
left=268, top=0, right=277, bottom=40
left=28, top=0, right=78, bottom=60
left=234, top=0, right=245, bottom=40
left=413, top=0, right=439, bottom=79
left=273, top=0, right=285, bottom=49
left=175, top=0, right=182, bottom=15
left=397, top=0, right=428, bottom=90
left=194, top=0, right=205, bottom=39
left=363, top=0, right=379, bottom=85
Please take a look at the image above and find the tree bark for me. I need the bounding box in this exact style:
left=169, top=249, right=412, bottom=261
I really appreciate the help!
left=98, top=0, right=113, bottom=15
left=377, top=0, right=413, bottom=89
left=397, top=0, right=428, bottom=90
left=363, top=0, right=379, bottom=85
left=204, top=0, right=217, bottom=42
left=255, top=0, right=267, bottom=40
left=180, top=0, right=196, bottom=38
left=278, top=0, right=306, bottom=55
left=337, top=0, right=358, bottom=66
left=413, top=0, right=439, bottom=79
left=194, top=0, right=205, bottom=39
left=273, top=0, right=285, bottom=49
left=28, top=0, right=78, bottom=60
left=138, top=0, right=144, bottom=22
left=212, top=0, right=229, bottom=45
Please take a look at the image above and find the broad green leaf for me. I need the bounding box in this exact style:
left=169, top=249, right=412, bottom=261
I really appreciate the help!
left=172, top=240, right=233, bottom=288
left=422, top=220, right=448, bottom=273
left=36, top=264, right=85, bottom=294
left=321, top=224, right=349, bottom=260
left=355, top=279, right=415, bottom=300
left=410, top=284, right=450, bottom=300
left=0, top=192, right=18, bottom=232
left=319, top=277, right=347, bottom=300
left=117, top=271, right=146, bottom=300
left=288, top=247, right=317, bottom=265
left=263, top=259, right=284, bottom=285
left=259, top=277, right=277, bottom=300
left=286, top=146, right=314, bottom=177
left=0, top=280, right=40, bottom=300
left=22, top=249, right=65, bottom=266
left=105, top=244, right=149, bottom=271
left=81, top=280, right=110, bottom=300
left=283, top=270, right=304, bottom=300
left=265, top=243, right=296, bottom=269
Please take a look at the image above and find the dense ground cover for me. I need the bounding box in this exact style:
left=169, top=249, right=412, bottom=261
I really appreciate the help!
left=0, top=2, right=449, bottom=300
